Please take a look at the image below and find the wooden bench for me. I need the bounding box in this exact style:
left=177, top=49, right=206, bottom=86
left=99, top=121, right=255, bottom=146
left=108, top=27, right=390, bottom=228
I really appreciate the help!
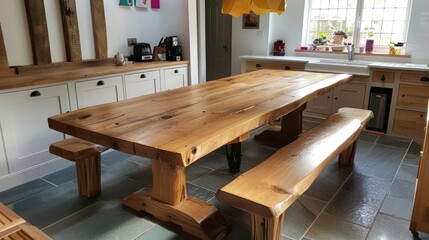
left=0, top=203, right=52, bottom=239
left=49, top=138, right=108, bottom=197
left=216, top=108, right=373, bottom=240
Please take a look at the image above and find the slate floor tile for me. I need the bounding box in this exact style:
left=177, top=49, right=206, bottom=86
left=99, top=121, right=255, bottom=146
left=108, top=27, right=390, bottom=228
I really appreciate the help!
left=194, top=152, right=230, bottom=171
left=135, top=225, right=196, bottom=240
left=325, top=189, right=382, bottom=227
left=376, top=135, right=411, bottom=149
left=407, top=141, right=422, bottom=155
left=99, top=172, right=144, bottom=204
left=241, top=144, right=277, bottom=166
left=44, top=201, right=153, bottom=240
left=388, top=178, right=415, bottom=201
left=209, top=198, right=251, bottom=225
left=396, top=164, right=418, bottom=182
left=403, top=153, right=420, bottom=167
left=283, top=195, right=326, bottom=239
left=186, top=183, right=215, bottom=202
left=342, top=172, right=391, bottom=200
left=9, top=182, right=98, bottom=228
left=367, top=214, right=415, bottom=240
left=42, top=165, right=76, bottom=185
left=358, top=132, right=380, bottom=143
left=101, top=150, right=133, bottom=167
left=305, top=213, right=369, bottom=240
left=186, top=164, right=212, bottom=182
left=0, top=178, right=55, bottom=205
left=380, top=195, right=413, bottom=221
left=192, top=170, right=236, bottom=192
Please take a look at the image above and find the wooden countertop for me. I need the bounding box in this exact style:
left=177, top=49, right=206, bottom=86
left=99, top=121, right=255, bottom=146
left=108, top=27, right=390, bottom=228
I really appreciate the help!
left=0, top=60, right=188, bottom=91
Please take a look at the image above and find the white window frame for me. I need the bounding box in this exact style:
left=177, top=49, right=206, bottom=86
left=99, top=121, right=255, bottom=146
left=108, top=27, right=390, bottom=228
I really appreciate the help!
left=303, top=0, right=413, bottom=53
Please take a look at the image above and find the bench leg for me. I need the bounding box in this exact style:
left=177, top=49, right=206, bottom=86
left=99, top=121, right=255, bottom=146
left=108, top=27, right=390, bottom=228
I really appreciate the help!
left=339, top=141, right=358, bottom=167
left=225, top=143, right=242, bottom=173
left=75, top=154, right=101, bottom=197
left=251, top=213, right=285, bottom=240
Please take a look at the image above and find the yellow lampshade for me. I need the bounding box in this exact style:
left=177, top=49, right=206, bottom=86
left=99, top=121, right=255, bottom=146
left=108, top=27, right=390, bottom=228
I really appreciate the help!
left=222, top=0, right=286, bottom=17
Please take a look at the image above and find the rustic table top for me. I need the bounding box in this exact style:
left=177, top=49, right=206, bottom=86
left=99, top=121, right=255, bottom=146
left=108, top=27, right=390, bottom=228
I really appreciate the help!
left=48, top=69, right=351, bottom=166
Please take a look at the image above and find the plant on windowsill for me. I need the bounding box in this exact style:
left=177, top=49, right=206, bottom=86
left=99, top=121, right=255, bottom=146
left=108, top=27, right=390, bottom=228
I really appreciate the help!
left=332, top=30, right=348, bottom=45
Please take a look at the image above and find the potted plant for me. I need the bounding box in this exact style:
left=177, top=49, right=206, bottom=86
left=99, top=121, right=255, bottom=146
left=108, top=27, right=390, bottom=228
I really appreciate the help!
left=332, top=30, right=348, bottom=44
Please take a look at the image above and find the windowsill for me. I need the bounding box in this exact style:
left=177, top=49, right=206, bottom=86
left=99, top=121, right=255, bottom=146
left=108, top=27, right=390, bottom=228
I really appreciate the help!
left=294, top=49, right=411, bottom=58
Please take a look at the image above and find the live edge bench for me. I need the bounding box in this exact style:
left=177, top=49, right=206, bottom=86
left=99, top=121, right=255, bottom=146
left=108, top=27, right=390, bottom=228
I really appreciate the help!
left=0, top=203, right=51, bottom=239
left=216, top=108, right=373, bottom=240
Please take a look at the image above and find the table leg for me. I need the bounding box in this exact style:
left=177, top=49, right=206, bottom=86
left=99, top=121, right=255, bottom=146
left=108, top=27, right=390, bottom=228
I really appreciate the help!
left=254, top=104, right=306, bottom=148
left=225, top=143, right=242, bottom=173
left=122, top=160, right=230, bottom=239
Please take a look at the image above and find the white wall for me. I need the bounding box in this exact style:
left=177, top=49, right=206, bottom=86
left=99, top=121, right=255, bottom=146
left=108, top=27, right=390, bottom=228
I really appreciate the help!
left=231, top=0, right=429, bottom=73
left=0, top=0, right=189, bottom=66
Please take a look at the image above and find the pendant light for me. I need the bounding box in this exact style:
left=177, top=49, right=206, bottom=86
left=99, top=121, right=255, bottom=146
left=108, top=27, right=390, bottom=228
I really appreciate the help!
left=222, top=0, right=286, bottom=17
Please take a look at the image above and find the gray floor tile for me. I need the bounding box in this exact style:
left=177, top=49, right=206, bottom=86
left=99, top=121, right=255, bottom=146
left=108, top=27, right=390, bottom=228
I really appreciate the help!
left=186, top=183, right=215, bottom=202
left=194, top=152, right=230, bottom=171
left=396, top=164, right=418, bottom=182
left=403, top=153, right=420, bottom=167
left=380, top=195, right=413, bottom=221
left=342, top=172, right=391, bottom=200
left=99, top=172, right=145, bottom=204
left=128, top=155, right=152, bottom=166
left=186, top=164, right=212, bottom=182
left=324, top=189, right=382, bottom=227
left=283, top=195, right=327, bottom=240
left=101, top=150, right=133, bottom=167
left=135, top=225, right=196, bottom=240
left=42, top=165, right=76, bottom=185
left=209, top=198, right=251, bottom=225
left=192, top=170, right=236, bottom=192
left=224, top=215, right=251, bottom=240
left=367, top=214, right=414, bottom=240
left=241, top=144, right=276, bottom=166
left=408, top=141, right=422, bottom=155
left=359, top=132, right=380, bottom=143
left=376, top=135, right=411, bottom=149
left=355, top=144, right=406, bottom=181
left=388, top=178, right=415, bottom=201
left=305, top=213, right=369, bottom=240
left=0, top=178, right=55, bottom=205
left=9, top=182, right=98, bottom=228
left=45, top=201, right=153, bottom=240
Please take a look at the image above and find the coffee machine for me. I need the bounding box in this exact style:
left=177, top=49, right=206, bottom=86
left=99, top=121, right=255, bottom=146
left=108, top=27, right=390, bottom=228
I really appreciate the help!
left=165, top=36, right=182, bottom=61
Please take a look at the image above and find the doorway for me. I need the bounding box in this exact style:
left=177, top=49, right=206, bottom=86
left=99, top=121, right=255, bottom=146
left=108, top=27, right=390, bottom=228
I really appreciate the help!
left=205, top=0, right=232, bottom=81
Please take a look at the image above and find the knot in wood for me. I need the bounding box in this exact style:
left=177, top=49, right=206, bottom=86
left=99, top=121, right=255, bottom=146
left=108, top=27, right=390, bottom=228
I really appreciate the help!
left=161, top=115, right=173, bottom=120
left=78, top=114, right=92, bottom=120
left=270, top=185, right=289, bottom=194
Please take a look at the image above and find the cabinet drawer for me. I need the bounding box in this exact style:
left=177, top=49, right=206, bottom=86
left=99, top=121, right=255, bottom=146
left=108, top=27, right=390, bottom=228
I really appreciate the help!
left=75, top=76, right=124, bottom=108
left=246, top=61, right=305, bottom=71
left=401, top=72, right=429, bottom=84
left=125, top=70, right=160, bottom=99
left=164, top=67, right=188, bottom=90
left=397, top=84, right=429, bottom=109
left=372, top=71, right=395, bottom=83
left=393, top=109, right=427, bottom=137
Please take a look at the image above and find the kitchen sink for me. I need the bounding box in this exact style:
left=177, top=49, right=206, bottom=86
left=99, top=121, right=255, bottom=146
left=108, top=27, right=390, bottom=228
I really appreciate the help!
left=305, top=59, right=372, bottom=76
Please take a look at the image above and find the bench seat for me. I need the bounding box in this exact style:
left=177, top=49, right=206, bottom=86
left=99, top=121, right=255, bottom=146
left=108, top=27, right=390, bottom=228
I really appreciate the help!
left=49, top=138, right=108, bottom=197
left=0, top=203, right=51, bottom=239
left=216, top=108, right=373, bottom=240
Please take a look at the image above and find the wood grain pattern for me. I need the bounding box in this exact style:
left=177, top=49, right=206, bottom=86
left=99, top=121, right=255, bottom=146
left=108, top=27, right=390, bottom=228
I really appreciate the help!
left=24, top=0, right=51, bottom=65
left=122, top=188, right=230, bottom=240
left=49, top=70, right=353, bottom=167
left=0, top=223, right=52, bottom=240
left=0, top=203, right=25, bottom=234
left=397, top=84, right=429, bottom=110
left=0, top=23, right=8, bottom=68
left=0, top=60, right=188, bottom=90
left=216, top=108, right=372, bottom=240
left=49, top=138, right=107, bottom=197
left=90, top=0, right=107, bottom=59
left=59, top=0, right=82, bottom=62
left=410, top=100, right=429, bottom=235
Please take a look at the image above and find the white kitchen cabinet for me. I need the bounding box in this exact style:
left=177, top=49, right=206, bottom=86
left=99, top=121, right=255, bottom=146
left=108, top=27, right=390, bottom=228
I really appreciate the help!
left=124, top=70, right=161, bottom=99
left=163, top=66, right=188, bottom=90
left=0, top=84, right=70, bottom=173
left=306, top=82, right=366, bottom=117
left=0, top=127, right=8, bottom=177
left=75, top=76, right=124, bottom=108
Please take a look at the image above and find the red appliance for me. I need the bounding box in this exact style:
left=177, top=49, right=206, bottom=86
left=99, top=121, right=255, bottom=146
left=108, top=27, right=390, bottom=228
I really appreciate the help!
left=274, top=40, right=285, bottom=56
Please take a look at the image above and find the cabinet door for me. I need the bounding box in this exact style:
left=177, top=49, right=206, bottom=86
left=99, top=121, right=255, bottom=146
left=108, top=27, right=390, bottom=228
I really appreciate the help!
left=75, top=76, right=124, bottom=108
left=0, top=85, right=70, bottom=173
left=332, top=83, right=366, bottom=113
left=306, top=92, right=334, bottom=115
left=125, top=70, right=161, bottom=99
left=164, top=67, right=188, bottom=90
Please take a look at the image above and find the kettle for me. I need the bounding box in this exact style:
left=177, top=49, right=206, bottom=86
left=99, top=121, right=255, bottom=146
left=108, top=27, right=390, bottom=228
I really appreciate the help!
left=113, top=52, right=126, bottom=66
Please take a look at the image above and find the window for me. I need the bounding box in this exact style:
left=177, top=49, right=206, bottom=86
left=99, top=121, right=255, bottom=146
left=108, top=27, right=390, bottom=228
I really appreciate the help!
left=305, top=0, right=412, bottom=52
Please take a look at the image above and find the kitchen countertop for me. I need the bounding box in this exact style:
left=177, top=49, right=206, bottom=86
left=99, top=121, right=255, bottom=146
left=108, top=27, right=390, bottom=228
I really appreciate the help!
left=240, top=55, right=429, bottom=76
left=0, top=60, right=189, bottom=91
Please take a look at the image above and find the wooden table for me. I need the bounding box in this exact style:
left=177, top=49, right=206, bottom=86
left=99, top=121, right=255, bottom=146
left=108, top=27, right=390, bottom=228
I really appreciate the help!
left=48, top=69, right=351, bottom=239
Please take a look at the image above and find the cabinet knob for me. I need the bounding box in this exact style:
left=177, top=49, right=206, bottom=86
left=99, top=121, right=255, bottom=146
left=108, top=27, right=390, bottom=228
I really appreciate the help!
left=97, top=80, right=105, bottom=86
left=327, top=96, right=330, bottom=99
left=174, top=69, right=179, bottom=74
left=402, top=94, right=406, bottom=97
left=30, top=91, right=41, bottom=97
left=256, top=64, right=261, bottom=68
left=284, top=66, right=291, bottom=70
left=421, top=77, right=429, bottom=82
left=380, top=75, right=385, bottom=81
left=140, top=74, right=146, bottom=78
left=334, top=97, right=338, bottom=100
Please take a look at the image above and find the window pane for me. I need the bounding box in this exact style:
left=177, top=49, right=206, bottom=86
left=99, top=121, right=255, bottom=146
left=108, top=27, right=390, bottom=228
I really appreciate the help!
left=382, top=21, right=393, bottom=33
left=313, top=0, right=321, bottom=8
left=395, top=8, right=407, bottom=20
left=362, top=9, right=373, bottom=20
left=330, top=0, right=339, bottom=8
left=372, top=9, right=384, bottom=20
left=396, top=0, right=408, bottom=7
left=321, top=0, right=330, bottom=8
left=311, top=10, right=321, bottom=20
left=374, top=0, right=384, bottom=8
left=385, top=0, right=396, bottom=8
left=338, top=0, right=348, bottom=8
left=392, top=21, right=405, bottom=34
left=383, top=9, right=395, bottom=20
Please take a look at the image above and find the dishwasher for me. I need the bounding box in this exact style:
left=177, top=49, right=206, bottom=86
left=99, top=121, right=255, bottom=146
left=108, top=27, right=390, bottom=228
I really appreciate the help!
left=366, top=87, right=392, bottom=133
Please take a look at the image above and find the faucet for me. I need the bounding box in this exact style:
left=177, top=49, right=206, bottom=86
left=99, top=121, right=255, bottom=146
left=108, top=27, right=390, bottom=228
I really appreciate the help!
left=346, top=43, right=355, bottom=61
